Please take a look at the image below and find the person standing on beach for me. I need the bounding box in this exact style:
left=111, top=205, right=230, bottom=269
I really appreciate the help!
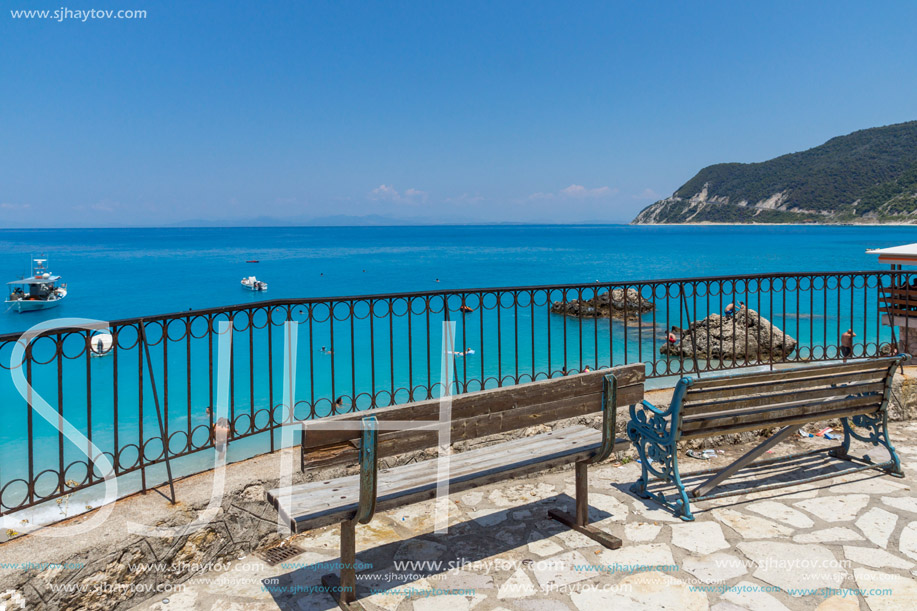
left=841, top=329, right=856, bottom=362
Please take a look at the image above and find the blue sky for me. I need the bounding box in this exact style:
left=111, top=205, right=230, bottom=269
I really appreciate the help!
left=2, top=1, right=916, bottom=227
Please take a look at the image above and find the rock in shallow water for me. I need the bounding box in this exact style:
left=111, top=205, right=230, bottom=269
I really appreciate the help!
left=551, top=288, right=654, bottom=320
left=660, top=307, right=797, bottom=361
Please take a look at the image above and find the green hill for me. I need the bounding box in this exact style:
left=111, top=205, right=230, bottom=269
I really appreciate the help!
left=632, top=121, right=917, bottom=224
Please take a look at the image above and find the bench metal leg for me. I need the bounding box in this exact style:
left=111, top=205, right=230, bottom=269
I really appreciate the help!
left=832, top=356, right=907, bottom=477
left=834, top=414, right=904, bottom=477
left=629, top=457, right=694, bottom=521
left=692, top=425, right=795, bottom=499
left=627, top=426, right=693, bottom=521
left=322, top=417, right=378, bottom=610
left=667, top=455, right=694, bottom=522
left=322, top=520, right=363, bottom=610
left=575, top=461, right=588, bottom=525
left=626, top=380, right=695, bottom=520
left=548, top=462, right=623, bottom=549
left=341, top=520, right=356, bottom=602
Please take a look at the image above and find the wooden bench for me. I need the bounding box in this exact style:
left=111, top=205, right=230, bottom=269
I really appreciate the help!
left=626, top=355, right=906, bottom=521
left=266, top=363, right=645, bottom=607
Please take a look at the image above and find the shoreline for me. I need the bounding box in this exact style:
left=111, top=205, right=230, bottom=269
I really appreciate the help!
left=630, top=221, right=917, bottom=227
left=1, top=222, right=917, bottom=231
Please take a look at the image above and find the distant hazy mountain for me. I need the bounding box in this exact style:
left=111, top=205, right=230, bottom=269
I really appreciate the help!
left=633, top=121, right=917, bottom=224
left=171, top=214, right=456, bottom=227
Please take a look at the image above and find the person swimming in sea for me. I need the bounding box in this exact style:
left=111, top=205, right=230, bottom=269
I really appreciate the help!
left=206, top=411, right=233, bottom=456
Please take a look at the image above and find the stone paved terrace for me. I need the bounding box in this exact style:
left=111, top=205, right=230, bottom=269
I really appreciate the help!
left=127, top=421, right=917, bottom=611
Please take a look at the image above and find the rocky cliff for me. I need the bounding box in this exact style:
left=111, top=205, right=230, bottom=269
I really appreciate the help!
left=633, top=121, right=917, bottom=224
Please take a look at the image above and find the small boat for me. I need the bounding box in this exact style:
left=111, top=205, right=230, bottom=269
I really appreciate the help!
left=6, top=258, right=68, bottom=313
left=241, top=276, right=268, bottom=291
left=89, top=332, right=113, bottom=357
left=246, top=260, right=259, bottom=263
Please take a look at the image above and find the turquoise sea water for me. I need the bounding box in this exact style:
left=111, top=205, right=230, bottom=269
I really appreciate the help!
left=1, top=224, right=916, bottom=524
left=1, top=224, right=915, bottom=335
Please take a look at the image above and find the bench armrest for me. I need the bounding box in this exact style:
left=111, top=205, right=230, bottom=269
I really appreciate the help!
left=638, top=399, right=667, bottom=417
left=352, top=416, right=378, bottom=524
left=584, top=373, right=619, bottom=464
left=627, top=377, right=692, bottom=445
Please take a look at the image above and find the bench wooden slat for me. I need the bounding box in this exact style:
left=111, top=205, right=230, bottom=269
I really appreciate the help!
left=878, top=296, right=917, bottom=305
left=880, top=307, right=917, bottom=318
left=377, top=382, right=642, bottom=449
left=278, top=427, right=602, bottom=509
left=682, top=380, right=887, bottom=415
left=303, top=364, right=644, bottom=449
left=877, top=289, right=917, bottom=302
left=686, top=360, right=892, bottom=391
left=303, top=382, right=642, bottom=468
left=878, top=286, right=917, bottom=293
left=381, top=390, right=606, bottom=450
left=684, top=366, right=890, bottom=401
left=357, top=389, right=604, bottom=456
left=270, top=425, right=612, bottom=531
left=681, top=393, right=881, bottom=433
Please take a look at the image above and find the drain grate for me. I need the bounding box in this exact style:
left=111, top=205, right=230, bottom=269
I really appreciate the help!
left=257, top=543, right=306, bottom=566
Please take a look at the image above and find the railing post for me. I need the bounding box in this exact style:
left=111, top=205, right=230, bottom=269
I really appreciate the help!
left=139, top=320, right=177, bottom=505
left=681, top=289, right=701, bottom=378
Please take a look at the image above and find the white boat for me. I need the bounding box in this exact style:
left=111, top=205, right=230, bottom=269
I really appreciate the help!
left=241, top=275, right=268, bottom=291
left=6, top=258, right=68, bottom=312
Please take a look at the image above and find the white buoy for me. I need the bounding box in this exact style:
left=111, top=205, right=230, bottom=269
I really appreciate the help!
left=89, top=332, right=113, bottom=357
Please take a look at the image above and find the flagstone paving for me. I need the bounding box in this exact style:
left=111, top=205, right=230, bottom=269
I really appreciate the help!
left=130, top=422, right=917, bottom=611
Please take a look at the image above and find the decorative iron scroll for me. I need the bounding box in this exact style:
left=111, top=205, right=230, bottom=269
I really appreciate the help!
left=627, top=378, right=695, bottom=520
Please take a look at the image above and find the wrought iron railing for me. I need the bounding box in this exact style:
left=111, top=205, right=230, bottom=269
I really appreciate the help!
left=0, top=270, right=910, bottom=519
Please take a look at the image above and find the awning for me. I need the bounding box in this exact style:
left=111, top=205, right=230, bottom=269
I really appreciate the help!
left=7, top=276, right=61, bottom=285
left=866, top=243, right=917, bottom=266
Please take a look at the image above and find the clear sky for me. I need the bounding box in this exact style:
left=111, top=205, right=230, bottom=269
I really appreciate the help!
left=2, top=0, right=916, bottom=227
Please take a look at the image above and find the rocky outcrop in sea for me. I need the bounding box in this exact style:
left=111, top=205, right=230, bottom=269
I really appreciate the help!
left=550, top=288, right=654, bottom=320
left=660, top=307, right=797, bottom=361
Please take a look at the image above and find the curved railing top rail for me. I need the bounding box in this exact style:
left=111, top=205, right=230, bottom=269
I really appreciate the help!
left=0, top=268, right=900, bottom=341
